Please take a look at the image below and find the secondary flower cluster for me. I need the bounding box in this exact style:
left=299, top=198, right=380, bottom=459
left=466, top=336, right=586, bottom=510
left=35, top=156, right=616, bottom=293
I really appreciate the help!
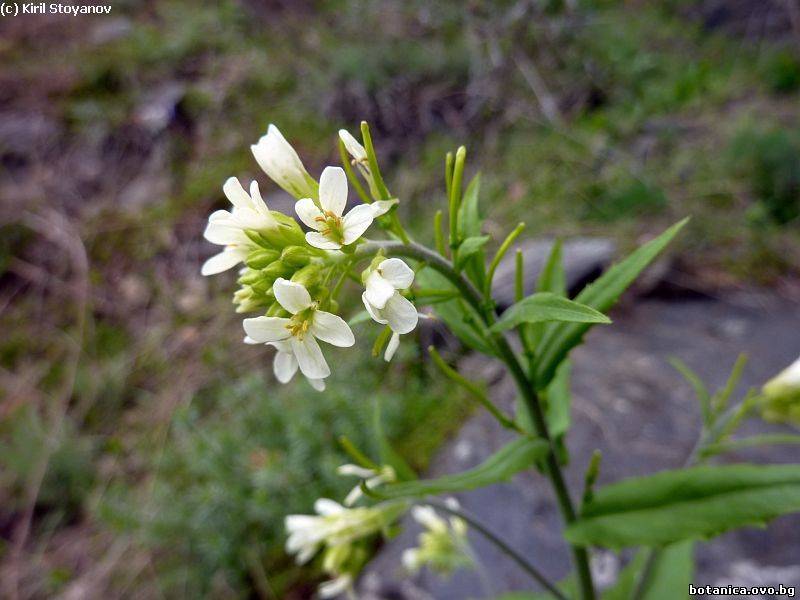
left=285, top=464, right=472, bottom=597
left=201, top=124, right=420, bottom=390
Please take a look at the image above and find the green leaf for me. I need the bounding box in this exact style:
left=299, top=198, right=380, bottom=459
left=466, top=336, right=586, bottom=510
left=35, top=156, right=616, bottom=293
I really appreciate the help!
left=670, top=358, right=711, bottom=425
left=491, top=293, right=611, bottom=333
left=367, top=437, right=548, bottom=500
left=530, top=239, right=567, bottom=349
left=566, top=463, right=800, bottom=548
left=545, top=360, right=572, bottom=438
left=458, top=174, right=482, bottom=239
left=458, top=175, right=487, bottom=289
left=456, top=236, right=490, bottom=269
left=534, top=219, right=689, bottom=389
left=603, top=541, right=694, bottom=600
left=493, top=578, right=577, bottom=600
left=701, top=433, right=800, bottom=458
left=417, top=268, right=495, bottom=356
left=537, top=239, right=567, bottom=297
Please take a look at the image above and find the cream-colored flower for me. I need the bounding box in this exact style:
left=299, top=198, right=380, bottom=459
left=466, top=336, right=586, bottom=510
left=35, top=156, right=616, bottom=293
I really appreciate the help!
left=295, top=166, right=396, bottom=250
left=761, top=354, right=800, bottom=426
left=339, top=128, right=379, bottom=198
left=337, top=464, right=396, bottom=506
left=201, top=178, right=277, bottom=276
left=362, top=258, right=418, bottom=353
left=242, top=279, right=354, bottom=380
left=402, top=501, right=471, bottom=576
left=251, top=124, right=317, bottom=199
left=285, top=498, right=406, bottom=566
left=244, top=337, right=326, bottom=391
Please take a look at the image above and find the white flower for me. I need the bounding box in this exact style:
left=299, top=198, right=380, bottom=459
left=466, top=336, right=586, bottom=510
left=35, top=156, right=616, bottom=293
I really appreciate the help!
left=251, top=124, right=317, bottom=199
left=242, top=278, right=354, bottom=380
left=339, top=128, right=379, bottom=198
left=362, top=258, right=419, bottom=354
left=337, top=464, right=396, bottom=506
left=402, top=502, right=471, bottom=575
left=318, top=574, right=353, bottom=599
left=244, top=336, right=326, bottom=391
left=201, top=178, right=277, bottom=276
left=295, top=166, right=396, bottom=250
left=285, top=498, right=406, bottom=566
left=764, top=355, right=800, bottom=398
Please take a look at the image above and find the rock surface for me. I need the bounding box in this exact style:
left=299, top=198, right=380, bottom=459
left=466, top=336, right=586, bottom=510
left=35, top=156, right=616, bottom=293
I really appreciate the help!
left=491, top=238, right=617, bottom=310
left=360, top=290, right=800, bottom=599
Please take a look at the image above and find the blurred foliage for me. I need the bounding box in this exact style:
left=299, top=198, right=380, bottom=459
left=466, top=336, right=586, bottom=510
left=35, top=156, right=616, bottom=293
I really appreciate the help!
left=97, top=346, right=470, bottom=597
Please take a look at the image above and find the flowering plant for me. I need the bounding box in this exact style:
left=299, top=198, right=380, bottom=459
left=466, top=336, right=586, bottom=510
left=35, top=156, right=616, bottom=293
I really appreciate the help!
left=203, top=122, right=800, bottom=598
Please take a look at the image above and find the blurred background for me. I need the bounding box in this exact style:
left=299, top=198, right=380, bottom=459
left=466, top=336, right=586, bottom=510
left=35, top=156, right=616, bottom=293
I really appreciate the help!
left=1, top=0, right=799, bottom=598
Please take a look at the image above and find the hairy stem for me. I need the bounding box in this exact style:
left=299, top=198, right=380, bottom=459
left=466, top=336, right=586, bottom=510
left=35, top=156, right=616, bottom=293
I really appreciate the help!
left=359, top=240, right=596, bottom=599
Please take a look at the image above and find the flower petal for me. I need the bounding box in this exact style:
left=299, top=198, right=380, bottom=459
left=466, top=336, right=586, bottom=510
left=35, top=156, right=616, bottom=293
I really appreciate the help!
left=272, top=278, right=312, bottom=314
left=223, top=177, right=251, bottom=210
left=314, top=498, right=345, bottom=516
left=378, top=258, right=414, bottom=289
left=201, top=249, right=245, bottom=275
left=341, top=203, right=377, bottom=245
left=306, top=231, right=341, bottom=250
left=383, top=292, right=419, bottom=334
left=318, top=575, right=352, bottom=599
left=372, top=198, right=398, bottom=217
left=295, top=197, right=324, bottom=230
left=203, top=219, right=244, bottom=245
left=318, top=166, right=348, bottom=216
left=364, top=271, right=395, bottom=309
left=307, top=377, right=326, bottom=392
left=362, top=292, right=388, bottom=324
left=311, top=311, right=355, bottom=347
left=242, top=316, right=292, bottom=343
left=273, top=349, right=298, bottom=383
left=338, top=129, right=367, bottom=161
left=291, top=335, right=330, bottom=379
left=384, top=332, right=400, bottom=362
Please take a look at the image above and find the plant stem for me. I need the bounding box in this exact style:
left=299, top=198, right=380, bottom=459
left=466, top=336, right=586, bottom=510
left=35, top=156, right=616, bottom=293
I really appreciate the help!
left=421, top=499, right=568, bottom=600
left=359, top=240, right=596, bottom=600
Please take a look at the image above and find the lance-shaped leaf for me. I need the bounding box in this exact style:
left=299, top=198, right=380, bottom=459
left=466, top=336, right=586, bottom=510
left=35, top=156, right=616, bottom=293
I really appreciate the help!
left=565, top=464, right=800, bottom=549
left=602, top=541, right=694, bottom=600
left=365, top=437, right=548, bottom=500
left=416, top=267, right=496, bottom=356
left=534, top=218, right=688, bottom=389
left=456, top=235, right=490, bottom=269
left=457, top=175, right=487, bottom=288
left=491, top=292, right=611, bottom=333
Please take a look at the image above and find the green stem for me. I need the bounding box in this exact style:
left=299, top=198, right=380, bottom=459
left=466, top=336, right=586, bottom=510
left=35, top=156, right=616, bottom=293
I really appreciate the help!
left=358, top=240, right=596, bottom=600
left=428, top=345, right=521, bottom=432
left=421, top=499, right=568, bottom=600
left=485, top=222, right=525, bottom=302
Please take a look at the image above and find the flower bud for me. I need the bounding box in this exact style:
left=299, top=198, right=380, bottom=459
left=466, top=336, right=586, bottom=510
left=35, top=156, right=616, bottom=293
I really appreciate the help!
left=251, top=124, right=318, bottom=200
left=246, top=248, right=281, bottom=269
left=262, top=260, right=293, bottom=280
left=280, top=245, right=312, bottom=268
left=761, top=355, right=800, bottom=426
left=291, top=264, right=322, bottom=290
left=266, top=301, right=288, bottom=317
left=273, top=212, right=308, bottom=246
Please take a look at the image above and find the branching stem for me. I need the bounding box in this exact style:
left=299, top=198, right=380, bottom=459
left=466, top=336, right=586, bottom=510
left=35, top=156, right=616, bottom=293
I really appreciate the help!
left=358, top=239, right=596, bottom=600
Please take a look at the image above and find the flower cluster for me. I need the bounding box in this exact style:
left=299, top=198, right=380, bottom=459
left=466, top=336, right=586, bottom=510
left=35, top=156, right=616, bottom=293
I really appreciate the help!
left=402, top=500, right=473, bottom=576
left=761, top=354, right=800, bottom=427
left=285, top=498, right=407, bottom=597
left=202, top=124, right=420, bottom=390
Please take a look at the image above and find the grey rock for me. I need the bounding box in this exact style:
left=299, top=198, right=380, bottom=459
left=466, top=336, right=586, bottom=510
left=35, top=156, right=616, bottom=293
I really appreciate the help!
left=491, top=237, right=616, bottom=309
